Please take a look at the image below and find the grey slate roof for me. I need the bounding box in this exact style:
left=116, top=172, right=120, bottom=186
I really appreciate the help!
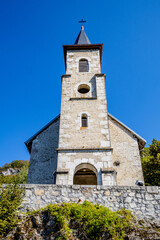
left=75, top=26, right=91, bottom=45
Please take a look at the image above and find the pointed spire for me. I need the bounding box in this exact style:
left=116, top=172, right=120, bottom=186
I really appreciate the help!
left=74, top=25, right=91, bottom=45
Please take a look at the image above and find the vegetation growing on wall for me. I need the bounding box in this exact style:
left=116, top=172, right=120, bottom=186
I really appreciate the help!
left=2, top=201, right=133, bottom=240
left=2, top=201, right=160, bottom=239
left=141, top=138, right=160, bottom=186
left=0, top=160, right=29, bottom=184
left=44, top=201, right=132, bottom=240
left=0, top=183, right=24, bottom=237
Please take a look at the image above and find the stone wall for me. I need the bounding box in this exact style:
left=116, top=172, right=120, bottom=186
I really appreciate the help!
left=66, top=49, right=101, bottom=75
left=109, top=116, right=144, bottom=186
left=59, top=74, right=111, bottom=150
left=27, top=117, right=60, bottom=184
left=57, top=48, right=115, bottom=185
left=22, top=185, right=160, bottom=219
left=59, top=49, right=111, bottom=150
left=56, top=150, right=115, bottom=185
left=26, top=47, right=145, bottom=187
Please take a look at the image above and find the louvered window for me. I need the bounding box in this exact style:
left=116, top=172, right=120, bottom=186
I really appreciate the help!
left=82, top=115, right=88, bottom=127
left=79, top=59, right=89, bottom=72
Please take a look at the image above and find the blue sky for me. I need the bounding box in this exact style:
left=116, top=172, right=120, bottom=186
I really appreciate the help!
left=0, top=0, right=160, bottom=167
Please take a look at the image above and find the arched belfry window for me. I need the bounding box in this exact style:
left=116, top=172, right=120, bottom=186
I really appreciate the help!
left=81, top=114, right=88, bottom=128
left=79, top=59, right=89, bottom=72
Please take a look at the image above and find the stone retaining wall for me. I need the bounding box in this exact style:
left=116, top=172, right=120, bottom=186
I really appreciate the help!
left=22, top=185, right=160, bottom=219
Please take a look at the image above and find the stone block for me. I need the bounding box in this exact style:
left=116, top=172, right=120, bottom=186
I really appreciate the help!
left=125, top=197, right=132, bottom=203
left=145, top=194, right=154, bottom=201
left=129, top=192, right=135, bottom=197
left=130, top=202, right=137, bottom=208
left=136, top=211, right=142, bottom=215
left=114, top=192, right=121, bottom=197
left=51, top=191, right=59, bottom=196
left=35, top=188, right=44, bottom=196
left=147, top=186, right=159, bottom=194
left=36, top=200, right=42, bottom=204
left=104, top=191, right=110, bottom=196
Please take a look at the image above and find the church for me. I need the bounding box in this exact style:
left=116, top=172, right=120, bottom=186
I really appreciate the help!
left=25, top=26, right=146, bottom=186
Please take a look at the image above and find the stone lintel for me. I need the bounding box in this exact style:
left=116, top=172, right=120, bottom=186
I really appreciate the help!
left=57, top=148, right=113, bottom=152
left=56, top=169, right=69, bottom=174
left=95, top=73, right=106, bottom=80
left=69, top=97, right=97, bottom=101
left=61, top=74, right=71, bottom=82
left=101, top=168, right=117, bottom=174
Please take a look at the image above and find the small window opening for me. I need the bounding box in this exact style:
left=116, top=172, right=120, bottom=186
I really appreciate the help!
left=78, top=84, right=90, bottom=94
left=79, top=59, right=89, bottom=72
left=82, top=114, right=88, bottom=127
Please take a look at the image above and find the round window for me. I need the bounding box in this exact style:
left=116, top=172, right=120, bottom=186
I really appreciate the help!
left=78, top=84, right=90, bottom=94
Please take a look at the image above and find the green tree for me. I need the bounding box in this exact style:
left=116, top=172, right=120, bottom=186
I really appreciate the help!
left=0, top=160, right=29, bottom=184
left=16, top=165, right=29, bottom=184
left=0, top=160, right=29, bottom=172
left=141, top=138, right=160, bottom=186
left=0, top=183, right=24, bottom=237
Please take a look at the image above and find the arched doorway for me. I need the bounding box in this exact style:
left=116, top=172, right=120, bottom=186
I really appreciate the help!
left=73, top=163, right=97, bottom=185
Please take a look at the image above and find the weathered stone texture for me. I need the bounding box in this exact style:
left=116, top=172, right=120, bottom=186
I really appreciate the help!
left=66, top=50, right=101, bottom=75
left=56, top=49, right=116, bottom=185
left=22, top=185, right=160, bottom=219
left=59, top=74, right=110, bottom=149
left=109, top=117, right=144, bottom=186
left=59, top=49, right=110, bottom=149
left=56, top=150, right=114, bottom=185
left=26, top=44, right=145, bottom=187
left=27, top=118, right=60, bottom=184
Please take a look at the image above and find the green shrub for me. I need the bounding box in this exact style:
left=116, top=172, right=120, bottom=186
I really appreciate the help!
left=0, top=175, right=17, bottom=184
left=0, top=183, right=25, bottom=237
left=0, top=160, right=29, bottom=172
left=41, top=201, right=133, bottom=240
left=141, top=138, right=160, bottom=186
left=16, top=165, right=29, bottom=184
left=0, top=160, right=29, bottom=184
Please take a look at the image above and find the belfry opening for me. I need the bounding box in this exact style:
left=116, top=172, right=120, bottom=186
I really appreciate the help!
left=73, top=163, right=97, bottom=185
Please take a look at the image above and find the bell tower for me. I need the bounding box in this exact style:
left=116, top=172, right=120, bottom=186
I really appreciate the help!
left=56, top=26, right=117, bottom=185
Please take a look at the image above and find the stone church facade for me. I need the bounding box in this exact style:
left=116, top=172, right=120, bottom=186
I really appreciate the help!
left=25, top=26, right=146, bottom=186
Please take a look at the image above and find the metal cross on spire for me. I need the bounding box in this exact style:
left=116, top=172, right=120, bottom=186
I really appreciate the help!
left=75, top=19, right=90, bottom=44
left=78, top=19, right=86, bottom=30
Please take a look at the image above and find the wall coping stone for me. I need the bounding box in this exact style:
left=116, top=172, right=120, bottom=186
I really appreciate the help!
left=23, top=184, right=160, bottom=191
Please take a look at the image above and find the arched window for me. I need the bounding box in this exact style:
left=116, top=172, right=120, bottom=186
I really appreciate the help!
left=79, top=59, right=89, bottom=72
left=81, top=114, right=88, bottom=127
